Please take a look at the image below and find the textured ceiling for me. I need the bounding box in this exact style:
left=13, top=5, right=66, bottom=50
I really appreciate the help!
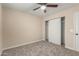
left=2, top=3, right=78, bottom=17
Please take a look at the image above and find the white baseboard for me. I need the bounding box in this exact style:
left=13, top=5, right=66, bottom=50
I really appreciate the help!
left=3, top=39, right=42, bottom=51
left=65, top=46, right=78, bottom=52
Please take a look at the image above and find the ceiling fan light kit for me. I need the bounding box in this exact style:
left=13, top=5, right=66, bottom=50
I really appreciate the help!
left=33, top=3, right=58, bottom=13
left=40, top=5, right=46, bottom=10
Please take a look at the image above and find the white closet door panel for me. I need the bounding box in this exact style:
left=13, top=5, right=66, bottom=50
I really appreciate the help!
left=53, top=18, right=61, bottom=45
left=48, top=20, right=55, bottom=43
left=48, top=18, right=61, bottom=45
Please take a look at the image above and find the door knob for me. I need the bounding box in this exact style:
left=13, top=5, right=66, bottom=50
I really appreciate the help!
left=76, top=33, right=78, bottom=35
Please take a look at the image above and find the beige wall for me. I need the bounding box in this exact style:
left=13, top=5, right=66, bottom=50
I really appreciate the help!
left=2, top=7, right=43, bottom=49
left=44, top=5, right=79, bottom=50
left=0, top=4, right=2, bottom=54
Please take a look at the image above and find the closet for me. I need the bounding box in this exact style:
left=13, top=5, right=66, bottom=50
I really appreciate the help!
left=45, top=17, right=65, bottom=45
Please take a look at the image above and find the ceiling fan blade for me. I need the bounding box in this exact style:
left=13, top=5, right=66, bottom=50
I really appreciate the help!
left=33, top=7, right=40, bottom=11
left=47, top=5, right=58, bottom=7
left=44, top=10, right=46, bottom=13
left=37, top=3, right=47, bottom=5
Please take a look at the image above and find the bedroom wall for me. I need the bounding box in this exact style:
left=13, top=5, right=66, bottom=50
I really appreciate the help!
left=2, top=7, right=43, bottom=50
left=44, top=5, right=79, bottom=50
left=0, top=4, right=2, bottom=55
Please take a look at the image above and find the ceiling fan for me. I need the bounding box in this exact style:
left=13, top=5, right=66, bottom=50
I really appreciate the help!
left=33, top=3, right=58, bottom=13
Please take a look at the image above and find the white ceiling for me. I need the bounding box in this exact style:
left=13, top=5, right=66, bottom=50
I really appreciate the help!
left=2, top=3, right=78, bottom=17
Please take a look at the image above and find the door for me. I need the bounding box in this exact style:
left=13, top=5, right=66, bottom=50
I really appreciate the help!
left=48, top=18, right=61, bottom=45
left=74, top=12, right=79, bottom=51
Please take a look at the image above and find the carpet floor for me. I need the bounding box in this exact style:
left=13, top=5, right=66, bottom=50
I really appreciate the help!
left=2, top=41, right=79, bottom=56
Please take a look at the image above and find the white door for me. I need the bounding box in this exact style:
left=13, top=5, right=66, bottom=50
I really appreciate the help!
left=74, top=12, right=79, bottom=51
left=48, top=18, right=61, bottom=45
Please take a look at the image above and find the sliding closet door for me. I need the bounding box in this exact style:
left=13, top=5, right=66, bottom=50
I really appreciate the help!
left=48, top=18, right=61, bottom=45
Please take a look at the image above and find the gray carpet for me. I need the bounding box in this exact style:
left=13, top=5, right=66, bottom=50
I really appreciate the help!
left=2, top=41, right=79, bottom=56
